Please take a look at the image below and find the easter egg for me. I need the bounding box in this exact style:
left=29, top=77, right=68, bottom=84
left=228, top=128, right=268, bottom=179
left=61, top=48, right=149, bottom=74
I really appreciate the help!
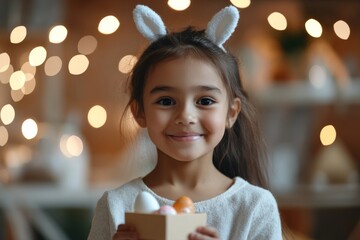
left=134, top=191, right=160, bottom=213
left=156, top=205, right=177, bottom=215
left=173, top=196, right=195, bottom=213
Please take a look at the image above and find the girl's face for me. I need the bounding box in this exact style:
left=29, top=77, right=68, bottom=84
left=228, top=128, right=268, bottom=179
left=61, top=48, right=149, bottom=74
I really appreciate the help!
left=135, top=56, right=240, bottom=162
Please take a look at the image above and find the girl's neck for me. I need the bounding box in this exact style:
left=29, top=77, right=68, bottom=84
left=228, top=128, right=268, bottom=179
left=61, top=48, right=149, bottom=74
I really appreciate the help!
left=143, top=151, right=233, bottom=201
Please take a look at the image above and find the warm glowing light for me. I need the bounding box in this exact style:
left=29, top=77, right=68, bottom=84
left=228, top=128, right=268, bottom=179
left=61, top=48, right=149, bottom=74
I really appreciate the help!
left=333, top=20, right=350, bottom=40
left=68, top=54, right=89, bottom=75
left=0, top=126, right=8, bottom=146
left=67, top=135, right=83, bottom=157
left=305, top=19, right=322, bottom=38
left=44, top=56, right=62, bottom=76
left=49, top=25, right=68, bottom=43
left=22, top=118, right=38, bottom=140
left=60, top=134, right=84, bottom=157
left=309, top=65, right=327, bottom=88
left=29, top=46, right=47, bottom=66
left=320, top=125, right=336, bottom=146
left=267, top=12, right=287, bottom=31
left=0, top=104, right=15, bottom=125
left=118, top=55, right=138, bottom=74
left=11, top=89, right=24, bottom=102
left=98, top=16, right=120, bottom=34
left=168, top=0, right=191, bottom=11
left=0, top=64, right=13, bottom=84
left=78, top=35, right=98, bottom=55
left=10, top=26, right=27, bottom=44
left=0, top=52, right=11, bottom=72
left=88, top=105, right=107, bottom=128
left=21, top=75, right=36, bottom=95
left=9, top=70, right=26, bottom=90
left=21, top=62, right=36, bottom=76
left=230, top=0, right=250, bottom=8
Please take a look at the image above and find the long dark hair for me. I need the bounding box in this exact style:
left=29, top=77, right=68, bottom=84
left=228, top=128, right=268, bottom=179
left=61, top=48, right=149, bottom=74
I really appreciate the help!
left=125, top=27, right=269, bottom=189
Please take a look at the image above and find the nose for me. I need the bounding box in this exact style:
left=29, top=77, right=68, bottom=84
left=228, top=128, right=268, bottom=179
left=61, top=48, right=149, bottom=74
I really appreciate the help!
left=175, top=103, right=197, bottom=125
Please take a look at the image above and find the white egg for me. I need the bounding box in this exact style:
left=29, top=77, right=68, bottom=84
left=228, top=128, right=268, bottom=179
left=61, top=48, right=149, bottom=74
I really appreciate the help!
left=134, top=191, right=160, bottom=213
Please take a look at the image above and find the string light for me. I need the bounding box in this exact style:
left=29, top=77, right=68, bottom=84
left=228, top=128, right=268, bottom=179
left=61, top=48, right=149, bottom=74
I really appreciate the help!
left=21, top=118, right=38, bottom=140
left=305, top=18, right=323, bottom=38
left=49, top=25, right=68, bottom=44
left=118, top=55, right=138, bottom=74
left=320, top=125, right=336, bottom=146
left=0, top=104, right=15, bottom=125
left=88, top=105, right=107, bottom=128
left=10, top=26, right=27, bottom=44
left=68, top=54, right=89, bottom=75
left=0, top=126, right=8, bottom=147
left=168, top=0, right=191, bottom=11
left=98, top=16, right=120, bottom=34
left=267, top=12, right=287, bottom=31
left=334, top=20, right=350, bottom=40
left=230, top=0, right=251, bottom=9
left=29, top=46, right=47, bottom=66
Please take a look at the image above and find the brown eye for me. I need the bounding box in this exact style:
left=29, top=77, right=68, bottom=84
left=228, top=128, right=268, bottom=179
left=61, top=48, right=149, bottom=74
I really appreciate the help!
left=156, top=97, right=175, bottom=106
left=197, top=97, right=215, bottom=106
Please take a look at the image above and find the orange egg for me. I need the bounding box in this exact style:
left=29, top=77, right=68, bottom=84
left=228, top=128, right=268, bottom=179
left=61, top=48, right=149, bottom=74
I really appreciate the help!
left=173, top=196, right=195, bottom=214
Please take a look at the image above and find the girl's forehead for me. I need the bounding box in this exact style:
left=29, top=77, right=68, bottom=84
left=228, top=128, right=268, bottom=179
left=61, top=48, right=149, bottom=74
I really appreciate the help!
left=146, top=56, right=223, bottom=86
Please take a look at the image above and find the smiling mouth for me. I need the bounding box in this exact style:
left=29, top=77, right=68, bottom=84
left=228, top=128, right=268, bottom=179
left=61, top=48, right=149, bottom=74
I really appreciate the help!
left=167, top=134, right=203, bottom=142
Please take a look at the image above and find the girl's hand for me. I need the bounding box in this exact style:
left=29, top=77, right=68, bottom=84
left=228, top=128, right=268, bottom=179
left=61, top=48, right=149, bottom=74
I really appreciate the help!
left=188, top=226, right=220, bottom=240
left=113, top=224, right=139, bottom=240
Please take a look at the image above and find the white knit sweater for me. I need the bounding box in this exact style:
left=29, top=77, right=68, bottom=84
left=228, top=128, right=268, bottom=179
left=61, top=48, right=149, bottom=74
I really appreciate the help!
left=88, top=177, right=282, bottom=239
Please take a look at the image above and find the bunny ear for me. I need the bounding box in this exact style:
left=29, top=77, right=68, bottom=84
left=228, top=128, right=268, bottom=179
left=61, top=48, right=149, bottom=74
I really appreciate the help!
left=133, top=5, right=167, bottom=42
left=205, top=6, right=240, bottom=50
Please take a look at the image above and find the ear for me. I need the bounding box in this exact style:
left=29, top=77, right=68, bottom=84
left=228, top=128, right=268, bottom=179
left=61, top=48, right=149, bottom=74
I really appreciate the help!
left=133, top=5, right=167, bottom=42
left=130, top=101, right=147, bottom=128
left=205, top=6, right=240, bottom=51
left=226, top=98, right=241, bottom=128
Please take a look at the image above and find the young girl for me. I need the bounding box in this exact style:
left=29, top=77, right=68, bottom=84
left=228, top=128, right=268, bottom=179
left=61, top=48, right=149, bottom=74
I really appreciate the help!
left=88, top=5, right=282, bottom=240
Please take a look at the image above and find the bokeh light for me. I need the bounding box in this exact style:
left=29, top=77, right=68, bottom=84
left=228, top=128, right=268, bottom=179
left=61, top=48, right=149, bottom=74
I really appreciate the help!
left=0, top=64, right=13, bottom=84
left=168, top=0, right=191, bottom=11
left=230, top=0, right=251, bottom=8
left=0, top=52, right=11, bottom=72
left=49, top=25, right=68, bottom=43
left=98, top=16, right=120, bottom=34
left=68, top=54, right=89, bottom=75
left=0, top=126, right=8, bottom=147
left=118, top=55, right=138, bottom=74
left=60, top=134, right=84, bottom=157
left=21, top=74, right=36, bottom=95
left=10, top=26, right=27, bottom=44
left=78, top=35, right=98, bottom=55
left=21, top=62, right=36, bottom=76
left=0, top=104, right=15, bottom=125
left=45, top=56, right=63, bottom=76
left=22, top=119, right=38, bottom=140
left=88, top=105, right=107, bottom=128
left=333, top=20, right=350, bottom=40
left=9, top=70, right=26, bottom=90
left=320, top=125, right=336, bottom=146
left=11, top=89, right=24, bottom=102
left=29, top=46, right=47, bottom=66
left=305, top=18, right=322, bottom=38
left=267, top=12, right=287, bottom=31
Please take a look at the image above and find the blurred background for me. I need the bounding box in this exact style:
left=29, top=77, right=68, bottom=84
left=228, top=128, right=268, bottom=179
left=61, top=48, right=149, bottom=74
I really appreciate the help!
left=0, top=0, right=359, bottom=239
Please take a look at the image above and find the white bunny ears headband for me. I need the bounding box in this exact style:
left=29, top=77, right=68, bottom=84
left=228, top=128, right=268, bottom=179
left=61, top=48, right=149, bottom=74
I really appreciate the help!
left=133, top=5, right=240, bottom=51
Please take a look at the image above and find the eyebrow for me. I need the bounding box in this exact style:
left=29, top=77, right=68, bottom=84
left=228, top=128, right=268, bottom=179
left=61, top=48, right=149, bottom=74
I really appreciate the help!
left=149, top=85, right=222, bottom=94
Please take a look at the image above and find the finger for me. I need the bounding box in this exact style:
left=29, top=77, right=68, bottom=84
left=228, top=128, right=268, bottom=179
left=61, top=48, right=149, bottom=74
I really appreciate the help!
left=196, top=226, right=219, bottom=238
